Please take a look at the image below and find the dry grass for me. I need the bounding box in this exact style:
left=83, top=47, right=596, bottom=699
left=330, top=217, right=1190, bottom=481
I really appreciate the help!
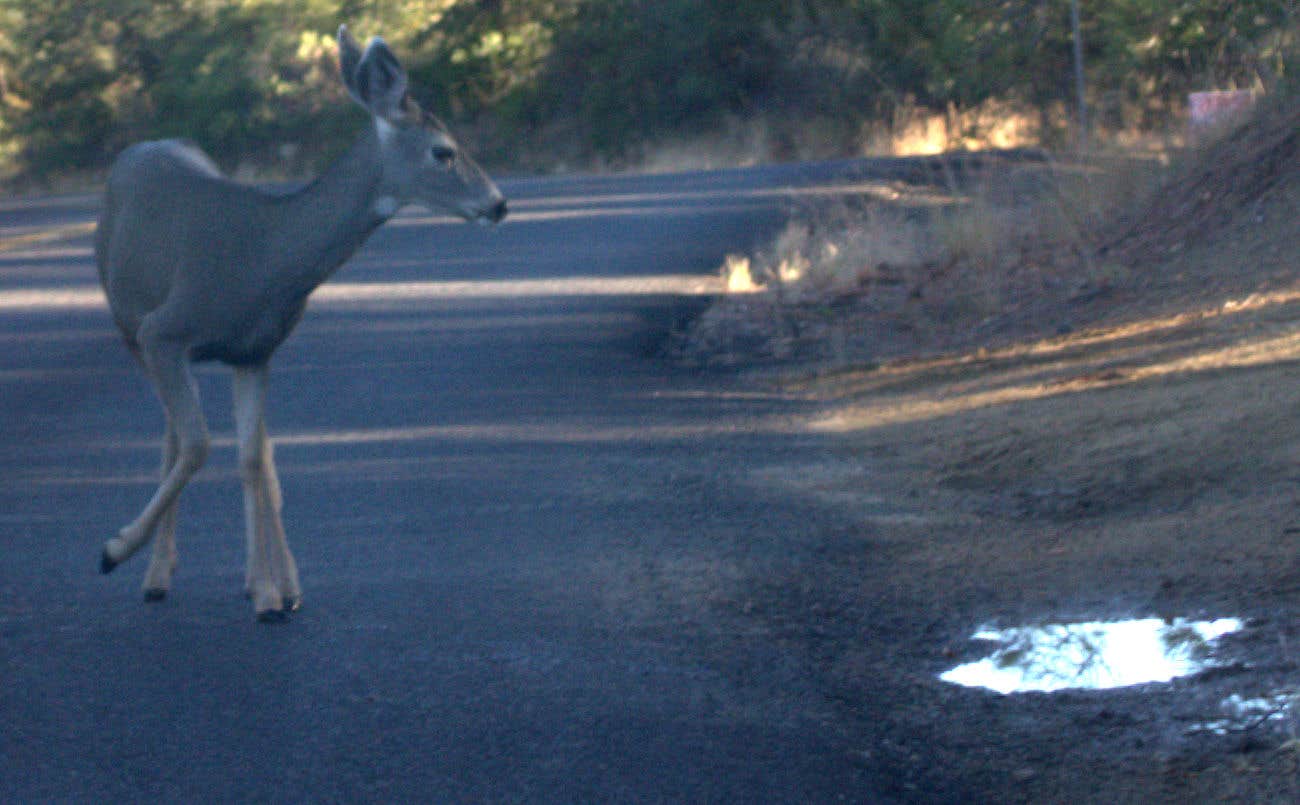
left=736, top=205, right=931, bottom=297
left=681, top=80, right=1300, bottom=366
left=680, top=199, right=936, bottom=365
left=628, top=100, right=1082, bottom=175
left=674, top=149, right=1167, bottom=368
left=1105, top=92, right=1300, bottom=263
left=632, top=100, right=1110, bottom=173
left=866, top=100, right=1051, bottom=156
left=670, top=86, right=1300, bottom=373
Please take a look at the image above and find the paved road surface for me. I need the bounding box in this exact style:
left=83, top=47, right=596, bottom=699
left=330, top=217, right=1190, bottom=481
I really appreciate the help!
left=0, top=162, right=899, bottom=802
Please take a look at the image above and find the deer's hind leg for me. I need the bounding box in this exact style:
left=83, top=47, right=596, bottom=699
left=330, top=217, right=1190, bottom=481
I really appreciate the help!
left=140, top=424, right=180, bottom=600
left=112, top=341, right=181, bottom=599
left=233, top=365, right=301, bottom=622
left=101, top=330, right=209, bottom=575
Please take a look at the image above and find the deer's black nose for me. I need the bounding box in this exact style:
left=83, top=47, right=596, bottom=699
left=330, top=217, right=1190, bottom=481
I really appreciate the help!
left=487, top=198, right=508, bottom=223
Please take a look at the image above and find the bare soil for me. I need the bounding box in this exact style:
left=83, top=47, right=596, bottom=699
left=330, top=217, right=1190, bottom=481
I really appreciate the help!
left=681, top=103, right=1300, bottom=801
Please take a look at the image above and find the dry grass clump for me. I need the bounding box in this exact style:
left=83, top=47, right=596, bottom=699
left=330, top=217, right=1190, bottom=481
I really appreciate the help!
left=733, top=206, right=930, bottom=297
left=680, top=202, right=935, bottom=365
left=673, top=152, right=1165, bottom=368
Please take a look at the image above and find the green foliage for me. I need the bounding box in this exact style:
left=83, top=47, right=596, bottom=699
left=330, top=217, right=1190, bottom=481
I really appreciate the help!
left=0, top=0, right=1293, bottom=180
left=537, top=1, right=794, bottom=152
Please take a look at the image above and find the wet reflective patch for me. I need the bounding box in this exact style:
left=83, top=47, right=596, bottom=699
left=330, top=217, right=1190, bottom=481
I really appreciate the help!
left=1190, top=692, right=1297, bottom=735
left=941, top=618, right=1243, bottom=694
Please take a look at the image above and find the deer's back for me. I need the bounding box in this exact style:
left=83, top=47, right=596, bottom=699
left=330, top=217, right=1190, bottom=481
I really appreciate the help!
left=96, top=141, right=270, bottom=343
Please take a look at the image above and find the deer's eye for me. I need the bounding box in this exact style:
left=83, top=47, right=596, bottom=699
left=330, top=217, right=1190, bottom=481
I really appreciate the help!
left=431, top=145, right=456, bottom=168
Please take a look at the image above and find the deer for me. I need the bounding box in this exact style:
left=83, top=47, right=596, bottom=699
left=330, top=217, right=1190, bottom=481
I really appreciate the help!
left=94, top=26, right=507, bottom=621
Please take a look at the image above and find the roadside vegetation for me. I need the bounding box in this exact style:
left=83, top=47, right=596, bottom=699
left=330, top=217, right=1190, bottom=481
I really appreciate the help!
left=672, top=73, right=1298, bottom=369
left=0, top=1, right=1293, bottom=184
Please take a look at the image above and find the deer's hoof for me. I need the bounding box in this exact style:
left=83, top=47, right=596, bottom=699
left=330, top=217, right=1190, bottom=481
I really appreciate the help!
left=100, top=549, right=119, bottom=575
left=256, top=608, right=291, bottom=624
left=143, top=588, right=167, bottom=603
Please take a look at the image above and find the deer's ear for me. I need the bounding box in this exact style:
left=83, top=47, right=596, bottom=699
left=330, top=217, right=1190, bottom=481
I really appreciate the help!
left=337, top=25, right=364, bottom=103
left=348, top=35, right=409, bottom=122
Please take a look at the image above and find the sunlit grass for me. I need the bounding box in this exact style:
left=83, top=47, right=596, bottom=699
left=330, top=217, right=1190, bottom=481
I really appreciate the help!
left=808, top=288, right=1300, bottom=432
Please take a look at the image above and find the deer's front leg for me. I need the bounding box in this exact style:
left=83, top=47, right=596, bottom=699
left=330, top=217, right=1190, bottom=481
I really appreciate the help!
left=233, top=366, right=301, bottom=622
left=260, top=436, right=301, bottom=611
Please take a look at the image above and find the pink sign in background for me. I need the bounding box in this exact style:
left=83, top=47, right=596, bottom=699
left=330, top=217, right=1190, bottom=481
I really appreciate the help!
left=1188, top=90, right=1257, bottom=130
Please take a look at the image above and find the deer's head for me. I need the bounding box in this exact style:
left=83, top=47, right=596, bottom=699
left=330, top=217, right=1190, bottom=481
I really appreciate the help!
left=338, top=26, right=507, bottom=225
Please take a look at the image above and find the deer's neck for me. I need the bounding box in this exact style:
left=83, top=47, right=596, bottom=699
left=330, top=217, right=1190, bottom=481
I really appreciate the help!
left=272, top=124, right=392, bottom=299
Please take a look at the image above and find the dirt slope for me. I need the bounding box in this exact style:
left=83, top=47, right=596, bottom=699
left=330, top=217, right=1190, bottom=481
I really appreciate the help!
left=724, top=98, right=1300, bottom=801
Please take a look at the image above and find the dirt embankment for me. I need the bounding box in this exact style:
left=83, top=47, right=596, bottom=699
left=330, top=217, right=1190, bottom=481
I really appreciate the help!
left=697, top=98, right=1300, bottom=801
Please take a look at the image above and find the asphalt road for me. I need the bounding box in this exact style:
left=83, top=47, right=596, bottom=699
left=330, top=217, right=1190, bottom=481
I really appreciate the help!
left=0, top=161, right=900, bottom=802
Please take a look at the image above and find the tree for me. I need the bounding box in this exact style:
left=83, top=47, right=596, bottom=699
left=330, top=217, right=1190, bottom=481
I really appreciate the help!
left=0, top=0, right=1293, bottom=179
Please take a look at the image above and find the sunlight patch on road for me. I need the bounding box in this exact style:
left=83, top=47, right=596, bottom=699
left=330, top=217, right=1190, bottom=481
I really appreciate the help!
left=0, top=274, right=728, bottom=313
left=88, top=415, right=800, bottom=455
left=0, top=286, right=105, bottom=310
left=265, top=419, right=797, bottom=446
left=941, top=618, right=1243, bottom=694
left=314, top=275, right=724, bottom=303
left=496, top=180, right=926, bottom=209
left=0, top=222, right=96, bottom=253
left=385, top=180, right=941, bottom=228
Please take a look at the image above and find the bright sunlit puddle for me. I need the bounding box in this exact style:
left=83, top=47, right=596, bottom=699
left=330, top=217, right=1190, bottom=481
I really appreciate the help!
left=941, top=617, right=1243, bottom=694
